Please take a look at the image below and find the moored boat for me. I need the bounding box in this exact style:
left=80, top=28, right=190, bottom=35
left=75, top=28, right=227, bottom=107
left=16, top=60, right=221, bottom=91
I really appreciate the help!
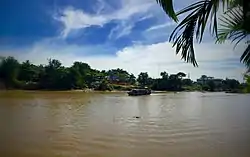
left=127, top=88, right=151, bottom=96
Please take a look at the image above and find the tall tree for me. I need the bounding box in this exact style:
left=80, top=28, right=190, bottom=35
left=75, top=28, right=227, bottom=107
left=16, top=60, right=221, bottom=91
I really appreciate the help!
left=137, top=72, right=150, bottom=87
left=19, top=60, right=39, bottom=82
left=0, top=57, right=20, bottom=88
left=244, top=74, right=250, bottom=92
left=160, top=71, right=168, bottom=79
left=177, top=72, right=186, bottom=79
left=129, top=74, right=136, bottom=85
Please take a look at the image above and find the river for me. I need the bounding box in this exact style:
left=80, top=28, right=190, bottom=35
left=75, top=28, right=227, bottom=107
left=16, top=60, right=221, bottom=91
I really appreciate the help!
left=0, top=91, right=250, bottom=157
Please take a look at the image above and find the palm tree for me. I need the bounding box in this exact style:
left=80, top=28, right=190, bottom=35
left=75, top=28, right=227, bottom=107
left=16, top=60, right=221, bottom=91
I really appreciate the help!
left=160, top=71, right=168, bottom=79
left=156, top=0, right=250, bottom=69
left=177, top=72, right=186, bottom=79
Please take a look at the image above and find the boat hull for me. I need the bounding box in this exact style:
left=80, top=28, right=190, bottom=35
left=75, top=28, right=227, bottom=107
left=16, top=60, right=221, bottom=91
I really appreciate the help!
left=127, top=89, right=151, bottom=96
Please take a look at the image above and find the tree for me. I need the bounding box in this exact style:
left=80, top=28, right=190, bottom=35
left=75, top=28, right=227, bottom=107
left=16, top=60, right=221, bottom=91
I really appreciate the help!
left=182, top=78, right=193, bottom=86
left=95, top=79, right=113, bottom=91
left=160, top=71, right=168, bottom=79
left=156, top=0, right=250, bottom=68
left=39, top=59, right=68, bottom=89
left=106, top=68, right=131, bottom=84
left=128, top=74, right=136, bottom=85
left=18, top=60, right=39, bottom=82
left=68, top=61, right=92, bottom=89
left=177, top=72, right=186, bottom=79
left=0, top=57, right=20, bottom=88
left=222, top=78, right=240, bottom=90
left=201, top=75, right=208, bottom=80
left=137, top=72, right=150, bottom=87
left=168, top=74, right=182, bottom=91
left=207, top=80, right=216, bottom=91
left=244, top=74, right=250, bottom=92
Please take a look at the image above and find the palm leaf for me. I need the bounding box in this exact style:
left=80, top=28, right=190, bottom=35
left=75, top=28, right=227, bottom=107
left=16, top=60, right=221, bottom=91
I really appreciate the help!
left=216, top=7, right=246, bottom=44
left=158, top=0, right=244, bottom=66
left=216, top=6, right=250, bottom=67
left=158, top=0, right=250, bottom=67
left=241, top=44, right=250, bottom=68
left=156, top=0, right=178, bottom=22
left=172, top=14, right=199, bottom=66
left=169, top=0, right=223, bottom=66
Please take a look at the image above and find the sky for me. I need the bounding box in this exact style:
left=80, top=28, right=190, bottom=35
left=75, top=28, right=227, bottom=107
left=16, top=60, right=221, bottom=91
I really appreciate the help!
left=0, top=0, right=247, bottom=81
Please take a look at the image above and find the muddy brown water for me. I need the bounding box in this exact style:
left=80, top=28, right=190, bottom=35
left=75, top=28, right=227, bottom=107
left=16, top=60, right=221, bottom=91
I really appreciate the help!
left=0, top=91, right=250, bottom=157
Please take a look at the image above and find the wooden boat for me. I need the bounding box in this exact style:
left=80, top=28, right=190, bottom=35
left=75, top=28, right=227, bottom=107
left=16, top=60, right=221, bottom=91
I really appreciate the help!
left=127, top=89, right=151, bottom=96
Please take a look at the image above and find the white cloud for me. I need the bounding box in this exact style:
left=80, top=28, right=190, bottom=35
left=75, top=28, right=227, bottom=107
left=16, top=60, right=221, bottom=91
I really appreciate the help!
left=55, top=7, right=108, bottom=38
left=108, top=21, right=134, bottom=40
left=146, top=22, right=176, bottom=32
left=55, top=0, right=156, bottom=38
left=1, top=40, right=246, bottom=82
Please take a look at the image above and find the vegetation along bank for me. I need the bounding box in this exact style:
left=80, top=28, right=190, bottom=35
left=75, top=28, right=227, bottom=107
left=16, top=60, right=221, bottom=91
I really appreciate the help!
left=0, top=56, right=249, bottom=93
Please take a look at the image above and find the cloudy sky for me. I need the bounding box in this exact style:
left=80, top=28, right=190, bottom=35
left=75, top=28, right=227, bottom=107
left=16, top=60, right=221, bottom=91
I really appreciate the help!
left=0, top=0, right=247, bottom=81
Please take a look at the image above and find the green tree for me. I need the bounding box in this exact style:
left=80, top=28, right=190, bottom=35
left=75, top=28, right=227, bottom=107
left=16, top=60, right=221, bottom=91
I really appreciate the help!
left=177, top=72, right=186, bottom=79
left=95, top=79, right=113, bottom=91
left=200, top=75, right=208, bottom=84
left=207, top=80, right=216, bottom=91
left=39, top=59, right=66, bottom=89
left=18, top=60, right=39, bottom=82
left=182, top=78, right=193, bottom=86
left=222, top=78, right=240, bottom=90
left=0, top=57, right=20, bottom=88
left=168, top=74, right=182, bottom=91
left=244, top=74, right=250, bottom=92
left=137, top=72, right=150, bottom=87
left=160, top=71, right=168, bottom=79
left=156, top=0, right=250, bottom=68
left=128, top=74, right=136, bottom=85
left=107, top=68, right=131, bottom=84
left=68, top=61, right=92, bottom=89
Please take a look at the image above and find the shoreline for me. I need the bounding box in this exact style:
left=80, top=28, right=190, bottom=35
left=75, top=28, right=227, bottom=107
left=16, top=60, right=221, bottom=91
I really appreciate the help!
left=1, top=89, right=246, bottom=94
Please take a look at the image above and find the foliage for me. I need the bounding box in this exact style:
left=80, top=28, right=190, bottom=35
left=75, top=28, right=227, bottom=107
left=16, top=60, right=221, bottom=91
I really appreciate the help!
left=151, top=72, right=185, bottom=91
left=0, top=57, right=20, bottom=88
left=244, top=74, right=250, bottom=92
left=0, top=56, right=137, bottom=91
left=156, top=0, right=250, bottom=68
left=107, top=68, right=136, bottom=85
left=0, top=56, right=244, bottom=92
left=137, top=72, right=152, bottom=87
left=95, top=79, right=113, bottom=91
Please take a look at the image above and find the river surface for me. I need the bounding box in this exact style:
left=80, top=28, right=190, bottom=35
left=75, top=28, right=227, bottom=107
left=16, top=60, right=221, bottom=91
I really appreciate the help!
left=0, top=91, right=250, bottom=157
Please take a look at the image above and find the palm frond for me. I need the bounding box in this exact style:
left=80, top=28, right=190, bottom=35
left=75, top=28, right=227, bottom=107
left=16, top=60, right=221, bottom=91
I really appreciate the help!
left=169, top=0, right=224, bottom=66
left=216, top=7, right=246, bottom=45
left=216, top=6, right=250, bottom=67
left=174, top=17, right=198, bottom=66
left=241, top=44, right=250, bottom=68
left=156, top=0, right=178, bottom=22
left=158, top=0, right=249, bottom=67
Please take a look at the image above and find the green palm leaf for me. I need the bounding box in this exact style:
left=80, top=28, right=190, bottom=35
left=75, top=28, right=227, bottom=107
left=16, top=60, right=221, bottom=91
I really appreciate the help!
left=156, top=0, right=178, bottom=22
left=169, top=0, right=223, bottom=66
left=216, top=6, right=250, bottom=67
left=157, top=0, right=250, bottom=67
left=241, top=44, right=250, bottom=69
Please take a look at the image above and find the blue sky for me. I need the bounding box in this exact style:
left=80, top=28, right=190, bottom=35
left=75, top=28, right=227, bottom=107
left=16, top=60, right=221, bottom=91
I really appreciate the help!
left=0, top=0, right=246, bottom=81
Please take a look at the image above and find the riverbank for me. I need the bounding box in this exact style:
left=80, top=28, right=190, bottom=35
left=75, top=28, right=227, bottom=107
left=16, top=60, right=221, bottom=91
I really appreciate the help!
left=1, top=89, right=248, bottom=95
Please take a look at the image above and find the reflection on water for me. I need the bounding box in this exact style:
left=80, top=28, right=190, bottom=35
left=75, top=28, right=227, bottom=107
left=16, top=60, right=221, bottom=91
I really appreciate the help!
left=0, top=91, right=250, bottom=157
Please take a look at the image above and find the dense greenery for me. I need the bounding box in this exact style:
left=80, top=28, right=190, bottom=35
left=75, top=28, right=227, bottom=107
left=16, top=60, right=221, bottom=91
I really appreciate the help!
left=0, top=56, right=248, bottom=92
left=0, top=56, right=136, bottom=91
left=243, top=75, right=250, bottom=92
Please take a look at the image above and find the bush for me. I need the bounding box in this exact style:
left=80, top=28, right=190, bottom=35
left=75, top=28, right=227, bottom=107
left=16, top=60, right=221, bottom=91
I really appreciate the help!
left=95, top=80, right=113, bottom=91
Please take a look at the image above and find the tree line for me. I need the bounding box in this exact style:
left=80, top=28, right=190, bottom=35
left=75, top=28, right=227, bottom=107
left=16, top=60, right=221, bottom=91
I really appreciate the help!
left=0, top=56, right=249, bottom=92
